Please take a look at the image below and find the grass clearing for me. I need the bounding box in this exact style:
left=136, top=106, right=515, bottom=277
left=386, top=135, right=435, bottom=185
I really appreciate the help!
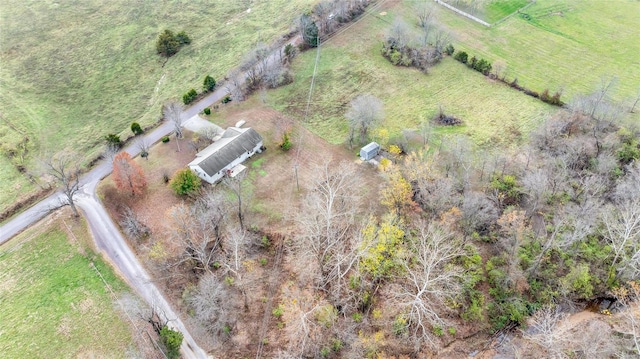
left=0, top=0, right=315, bottom=211
left=439, top=0, right=531, bottom=24
left=267, top=5, right=554, bottom=148
left=433, top=0, right=640, bottom=109
left=0, top=216, right=136, bottom=358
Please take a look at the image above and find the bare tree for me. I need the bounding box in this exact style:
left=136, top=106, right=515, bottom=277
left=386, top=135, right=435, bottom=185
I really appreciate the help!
left=416, top=2, right=435, bottom=38
left=313, top=1, right=334, bottom=36
left=223, top=170, right=248, bottom=230
left=630, top=87, right=640, bottom=113
left=386, top=18, right=411, bottom=49
left=522, top=305, right=570, bottom=359
left=431, top=26, right=452, bottom=59
left=103, top=144, right=119, bottom=167
left=163, top=100, right=184, bottom=152
left=294, top=161, right=361, bottom=305
left=241, top=42, right=271, bottom=88
left=393, top=223, right=468, bottom=348
left=345, top=94, right=384, bottom=146
left=137, top=137, right=150, bottom=160
left=461, top=191, right=498, bottom=235
left=497, top=210, right=528, bottom=288
left=225, top=68, right=245, bottom=102
left=43, top=153, right=82, bottom=217
left=602, top=198, right=640, bottom=281
left=168, top=199, right=224, bottom=272
left=120, top=206, right=150, bottom=240
left=197, top=126, right=221, bottom=143
left=281, top=284, right=325, bottom=357
left=186, top=273, right=235, bottom=336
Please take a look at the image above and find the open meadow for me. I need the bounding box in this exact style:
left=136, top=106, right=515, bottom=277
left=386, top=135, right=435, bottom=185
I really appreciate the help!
left=0, top=214, right=140, bottom=358
left=267, top=2, right=555, bottom=147
left=432, top=0, right=640, bottom=107
left=0, top=0, right=315, bottom=211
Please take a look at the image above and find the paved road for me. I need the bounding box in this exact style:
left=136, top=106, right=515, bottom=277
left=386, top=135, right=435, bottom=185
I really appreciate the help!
left=0, top=86, right=230, bottom=359
left=0, top=36, right=300, bottom=358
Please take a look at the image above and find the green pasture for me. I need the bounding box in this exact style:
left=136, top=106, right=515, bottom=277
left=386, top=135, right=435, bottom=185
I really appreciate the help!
left=268, top=7, right=554, bottom=147
left=432, top=0, right=640, bottom=107
left=0, top=222, right=135, bottom=358
left=0, top=0, right=315, bottom=210
left=438, top=0, right=531, bottom=24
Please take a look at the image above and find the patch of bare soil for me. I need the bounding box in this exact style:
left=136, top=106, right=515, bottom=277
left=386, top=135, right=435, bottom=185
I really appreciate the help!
left=100, top=132, right=197, bottom=239
left=211, top=100, right=383, bottom=232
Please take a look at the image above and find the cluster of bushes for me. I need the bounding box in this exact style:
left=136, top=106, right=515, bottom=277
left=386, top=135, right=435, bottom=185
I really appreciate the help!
left=382, top=43, right=443, bottom=72
left=182, top=88, right=198, bottom=105
left=454, top=50, right=565, bottom=106
left=509, top=78, right=564, bottom=106
left=454, top=51, right=492, bottom=75
left=298, top=0, right=369, bottom=48
left=432, top=107, right=463, bottom=126
left=381, top=20, right=451, bottom=72
left=1, top=136, right=29, bottom=173
left=156, top=29, right=191, bottom=58
left=182, top=75, right=218, bottom=105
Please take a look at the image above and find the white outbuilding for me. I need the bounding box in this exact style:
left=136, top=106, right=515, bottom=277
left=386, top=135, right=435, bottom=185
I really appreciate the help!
left=360, top=142, right=380, bottom=161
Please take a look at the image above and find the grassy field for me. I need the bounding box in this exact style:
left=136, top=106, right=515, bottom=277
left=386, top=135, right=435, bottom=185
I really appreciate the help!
left=0, top=0, right=316, bottom=211
left=432, top=0, right=640, bottom=107
left=440, top=0, right=531, bottom=24
left=267, top=4, right=554, bottom=147
left=0, top=217, right=136, bottom=358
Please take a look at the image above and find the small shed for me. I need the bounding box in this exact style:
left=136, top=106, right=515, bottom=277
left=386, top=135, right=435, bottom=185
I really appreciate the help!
left=360, top=142, right=380, bottom=161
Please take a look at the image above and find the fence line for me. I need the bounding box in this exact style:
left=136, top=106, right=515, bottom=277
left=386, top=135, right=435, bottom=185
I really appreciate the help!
left=434, top=0, right=491, bottom=27
left=492, top=1, right=537, bottom=26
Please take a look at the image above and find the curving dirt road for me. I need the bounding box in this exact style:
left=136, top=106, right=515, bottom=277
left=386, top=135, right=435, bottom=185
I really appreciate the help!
left=0, top=36, right=300, bottom=359
left=0, top=84, right=231, bottom=359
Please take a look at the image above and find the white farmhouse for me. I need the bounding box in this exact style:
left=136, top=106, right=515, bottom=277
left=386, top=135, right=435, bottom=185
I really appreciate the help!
left=188, top=127, right=264, bottom=184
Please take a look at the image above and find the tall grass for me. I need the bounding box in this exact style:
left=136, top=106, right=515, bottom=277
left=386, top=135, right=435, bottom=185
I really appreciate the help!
left=0, top=221, right=134, bottom=358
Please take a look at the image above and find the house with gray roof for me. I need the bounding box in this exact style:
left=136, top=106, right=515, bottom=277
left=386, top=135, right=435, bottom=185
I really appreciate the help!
left=188, top=126, right=264, bottom=184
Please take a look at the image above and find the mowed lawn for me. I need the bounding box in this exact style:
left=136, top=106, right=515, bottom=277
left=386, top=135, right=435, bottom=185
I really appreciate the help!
left=433, top=0, right=640, bottom=106
left=0, top=219, right=136, bottom=358
left=268, top=6, right=554, bottom=147
left=0, top=0, right=315, bottom=211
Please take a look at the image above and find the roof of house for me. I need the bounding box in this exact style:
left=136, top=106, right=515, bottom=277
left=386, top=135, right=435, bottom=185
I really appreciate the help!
left=361, top=142, right=380, bottom=153
left=189, top=127, right=262, bottom=176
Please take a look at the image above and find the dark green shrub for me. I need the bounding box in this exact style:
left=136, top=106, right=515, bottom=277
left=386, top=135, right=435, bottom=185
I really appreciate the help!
left=182, top=88, right=198, bottom=104
left=161, top=136, right=170, bottom=143
left=445, top=44, right=455, bottom=56
left=176, top=31, right=191, bottom=45
left=156, top=29, right=190, bottom=58
left=454, top=51, right=468, bottom=64
left=490, top=174, right=521, bottom=205
left=284, top=43, right=297, bottom=59
left=170, top=168, right=201, bottom=196
left=159, top=325, right=183, bottom=359
left=156, top=29, right=179, bottom=57
left=203, top=75, right=216, bottom=92
left=281, top=132, right=292, bottom=151
left=617, top=129, right=640, bottom=164
left=203, top=107, right=211, bottom=115
left=473, top=58, right=492, bottom=75
left=130, top=122, right=143, bottom=135
left=300, top=13, right=319, bottom=47
left=105, top=133, right=122, bottom=150
left=221, top=95, right=232, bottom=104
